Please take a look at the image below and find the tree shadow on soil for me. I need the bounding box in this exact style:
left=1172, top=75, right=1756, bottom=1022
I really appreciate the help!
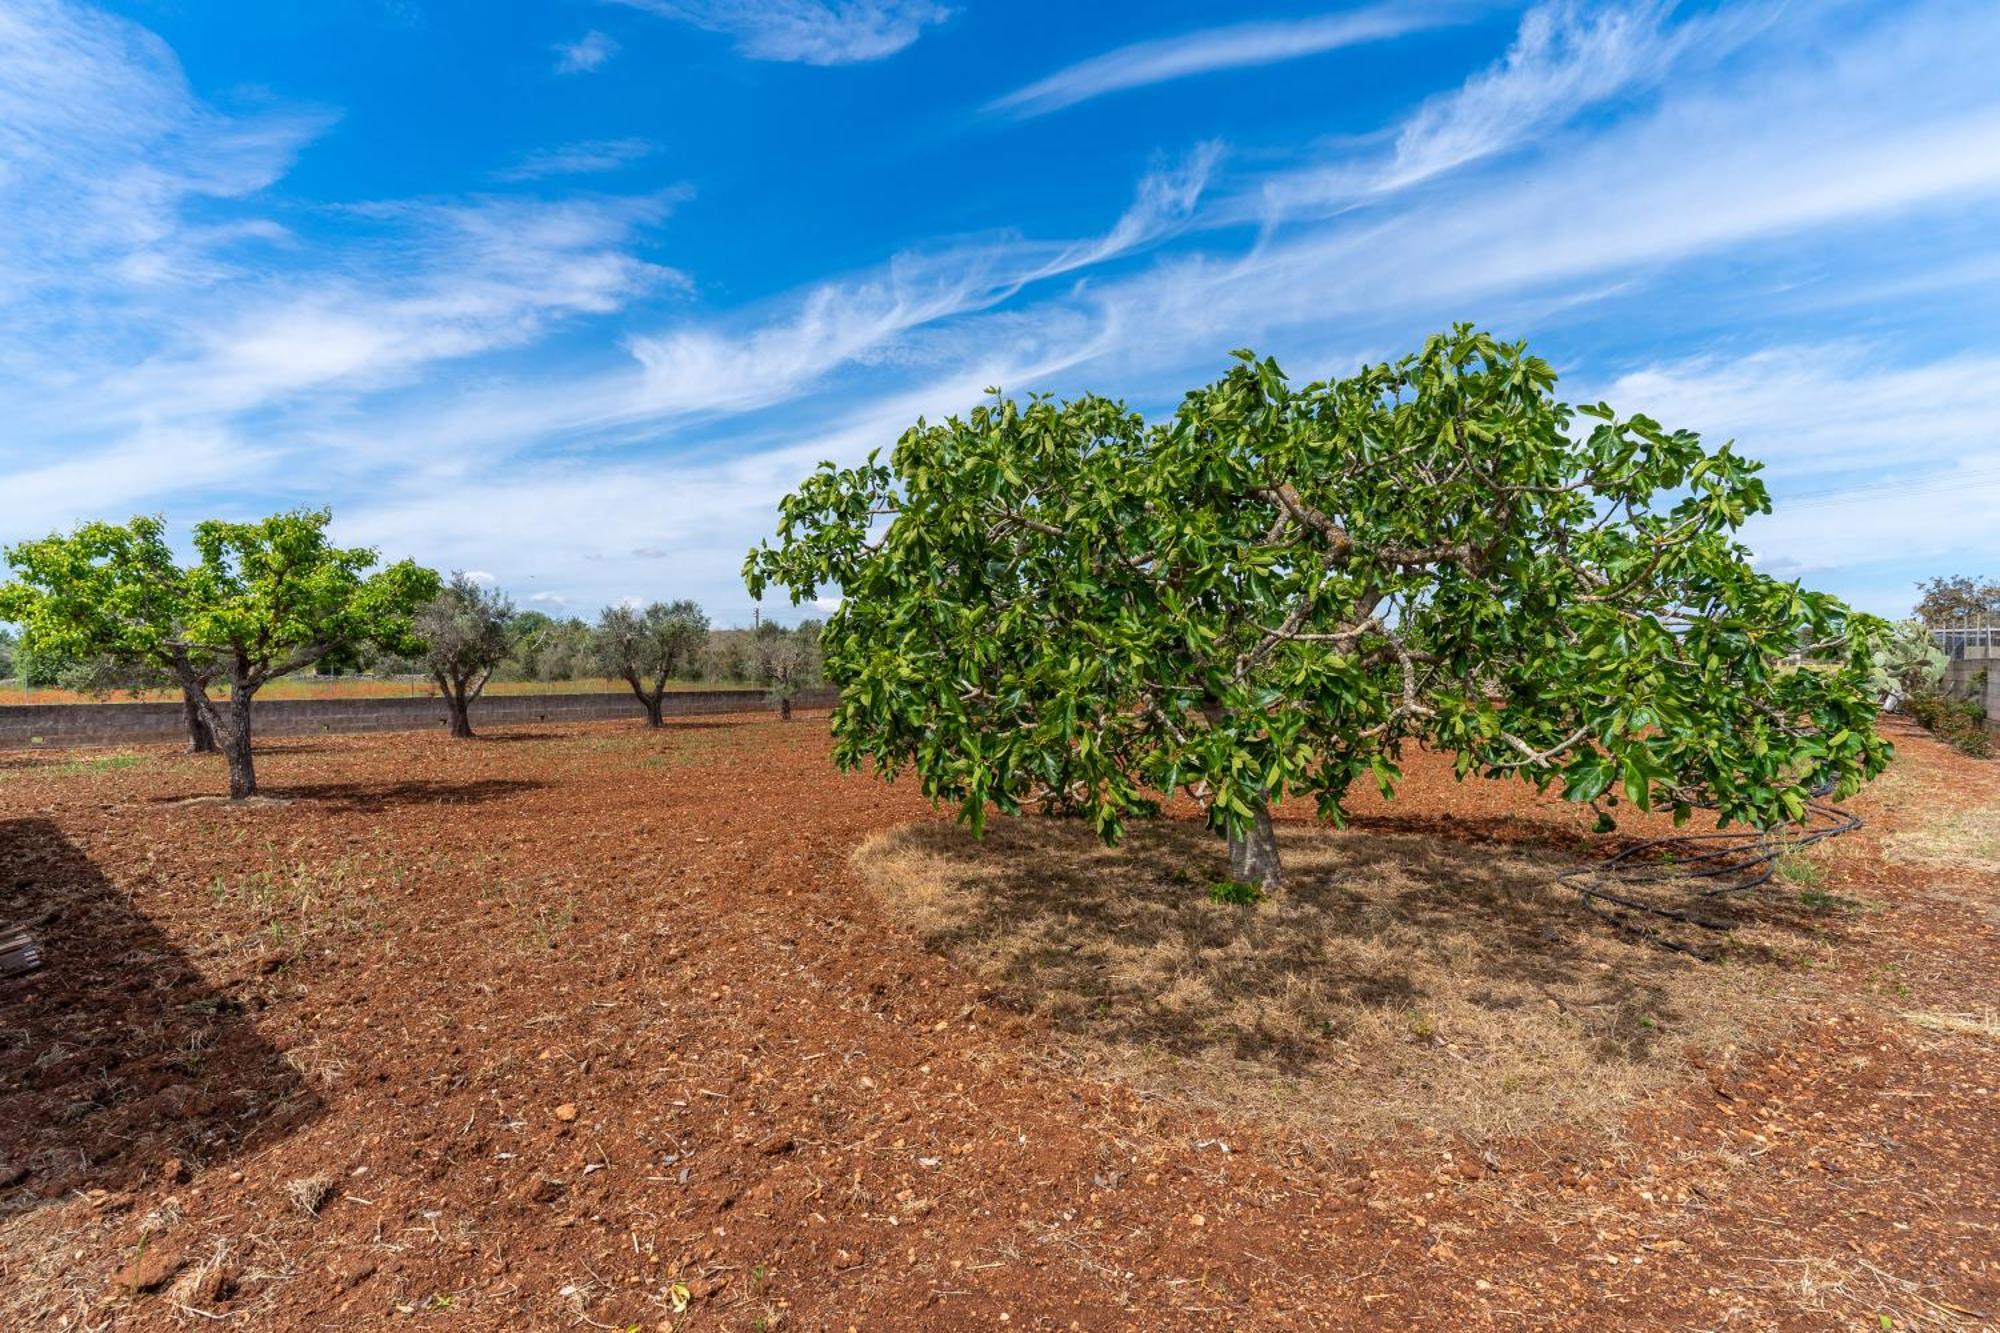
left=140, top=777, right=547, bottom=812
left=0, top=819, right=320, bottom=1203
left=471, top=718, right=773, bottom=744
left=860, top=814, right=1817, bottom=1136
left=263, top=777, right=547, bottom=810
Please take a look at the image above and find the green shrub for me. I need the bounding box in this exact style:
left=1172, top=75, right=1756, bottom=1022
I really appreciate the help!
left=1904, top=685, right=1993, bottom=758
left=1207, top=877, right=1265, bottom=906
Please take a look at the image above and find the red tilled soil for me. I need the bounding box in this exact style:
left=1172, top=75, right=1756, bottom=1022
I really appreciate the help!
left=0, top=715, right=1993, bottom=1330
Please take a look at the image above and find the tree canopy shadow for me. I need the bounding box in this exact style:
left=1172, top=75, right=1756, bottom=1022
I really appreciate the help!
left=0, top=819, right=321, bottom=1203
left=265, top=777, right=548, bottom=810
left=858, top=814, right=1810, bottom=1139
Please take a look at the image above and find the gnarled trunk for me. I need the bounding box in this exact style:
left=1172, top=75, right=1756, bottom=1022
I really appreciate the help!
left=181, top=686, right=216, bottom=753
left=439, top=674, right=475, bottom=739
left=1227, top=802, right=1282, bottom=891
left=218, top=692, right=256, bottom=799
left=778, top=695, right=793, bottom=722
left=624, top=672, right=666, bottom=728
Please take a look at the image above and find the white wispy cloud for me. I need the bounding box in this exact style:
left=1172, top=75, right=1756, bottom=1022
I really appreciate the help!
left=989, top=5, right=1463, bottom=118
left=1253, top=0, right=1773, bottom=214
left=101, top=194, right=687, bottom=421
left=336, top=363, right=1045, bottom=621
left=615, top=0, right=949, bottom=65
left=1113, top=0, right=2000, bottom=363
left=1383, top=0, right=1688, bottom=188
left=0, top=0, right=326, bottom=313
left=1600, top=345, right=2000, bottom=489
left=496, top=138, right=658, bottom=181
left=1034, top=141, right=1224, bottom=276
left=1580, top=343, right=2000, bottom=601
left=0, top=1, right=685, bottom=528
left=553, top=30, right=618, bottom=75
left=0, top=425, right=274, bottom=535
left=622, top=145, right=1219, bottom=418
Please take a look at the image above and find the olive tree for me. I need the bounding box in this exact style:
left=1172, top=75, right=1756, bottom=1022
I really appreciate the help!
left=746, top=328, right=1891, bottom=891
left=749, top=619, right=822, bottom=720
left=594, top=599, right=709, bottom=726
left=0, top=563, right=221, bottom=752
left=2, top=511, right=437, bottom=799
left=416, top=573, right=514, bottom=738
left=57, top=655, right=224, bottom=751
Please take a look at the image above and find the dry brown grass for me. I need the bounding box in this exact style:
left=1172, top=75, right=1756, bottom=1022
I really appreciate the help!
left=857, top=815, right=1815, bottom=1143
left=1897, top=1009, right=2000, bottom=1041
left=1884, top=807, right=2000, bottom=876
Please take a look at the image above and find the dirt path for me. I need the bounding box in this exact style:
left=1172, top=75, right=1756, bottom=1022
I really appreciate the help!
left=0, top=715, right=1992, bottom=1329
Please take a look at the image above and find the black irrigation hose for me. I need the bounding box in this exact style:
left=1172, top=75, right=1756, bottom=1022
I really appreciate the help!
left=1556, top=783, right=1862, bottom=959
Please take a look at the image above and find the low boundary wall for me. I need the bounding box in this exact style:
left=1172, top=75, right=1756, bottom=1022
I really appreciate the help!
left=0, top=687, right=838, bottom=750
left=1943, top=658, right=1999, bottom=726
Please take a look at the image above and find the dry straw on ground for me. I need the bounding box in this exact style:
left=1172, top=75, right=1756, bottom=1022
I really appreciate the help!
left=857, top=814, right=1816, bottom=1143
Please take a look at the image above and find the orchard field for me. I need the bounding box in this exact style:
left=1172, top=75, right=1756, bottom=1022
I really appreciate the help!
left=0, top=711, right=1993, bottom=1330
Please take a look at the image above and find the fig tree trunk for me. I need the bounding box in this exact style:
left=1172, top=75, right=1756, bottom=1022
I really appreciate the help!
left=219, top=693, right=256, bottom=800
left=181, top=687, right=216, bottom=754
left=1227, top=802, right=1282, bottom=891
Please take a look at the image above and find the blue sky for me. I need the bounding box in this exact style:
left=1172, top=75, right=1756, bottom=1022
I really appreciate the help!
left=2, top=0, right=1997, bottom=625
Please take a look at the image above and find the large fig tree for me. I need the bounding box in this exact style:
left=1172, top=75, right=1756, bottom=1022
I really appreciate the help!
left=745, top=328, right=1890, bottom=889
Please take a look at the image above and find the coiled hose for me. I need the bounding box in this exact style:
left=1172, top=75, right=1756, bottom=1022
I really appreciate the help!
left=1557, top=785, right=1859, bottom=958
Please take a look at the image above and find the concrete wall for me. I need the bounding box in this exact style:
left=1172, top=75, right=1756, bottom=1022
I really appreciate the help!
left=0, top=687, right=838, bottom=750
left=1943, top=658, right=1999, bottom=725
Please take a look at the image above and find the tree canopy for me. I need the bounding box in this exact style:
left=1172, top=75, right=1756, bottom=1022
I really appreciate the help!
left=745, top=327, right=1892, bottom=888
left=1, top=510, right=436, bottom=797
left=1914, top=574, right=2000, bottom=626
left=594, top=599, right=710, bottom=726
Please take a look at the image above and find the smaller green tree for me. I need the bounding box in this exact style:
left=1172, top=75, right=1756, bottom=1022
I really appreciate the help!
left=594, top=600, right=709, bottom=727
left=0, top=520, right=222, bottom=750
left=416, top=573, right=515, bottom=738
left=2, top=510, right=437, bottom=798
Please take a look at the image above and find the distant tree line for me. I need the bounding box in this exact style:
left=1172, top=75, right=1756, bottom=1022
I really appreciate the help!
left=1914, top=574, right=2000, bottom=626
left=0, top=510, right=822, bottom=799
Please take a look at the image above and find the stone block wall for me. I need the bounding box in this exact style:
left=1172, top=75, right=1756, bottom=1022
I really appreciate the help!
left=1943, top=658, right=1999, bottom=725
left=0, top=688, right=837, bottom=750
